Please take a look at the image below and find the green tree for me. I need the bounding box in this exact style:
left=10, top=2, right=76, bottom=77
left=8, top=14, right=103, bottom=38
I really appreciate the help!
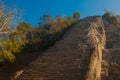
left=17, top=22, right=32, bottom=33
left=73, top=12, right=80, bottom=20
left=39, top=14, right=53, bottom=29
left=0, top=1, right=24, bottom=63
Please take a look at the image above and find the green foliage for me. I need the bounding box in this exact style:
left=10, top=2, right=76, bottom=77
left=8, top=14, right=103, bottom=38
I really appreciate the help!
left=2, top=50, right=15, bottom=63
left=0, top=48, right=16, bottom=63
left=73, top=12, right=80, bottom=20
left=0, top=21, right=31, bottom=63
left=25, top=13, right=77, bottom=52
left=0, top=12, right=80, bottom=63
left=17, top=22, right=32, bottom=33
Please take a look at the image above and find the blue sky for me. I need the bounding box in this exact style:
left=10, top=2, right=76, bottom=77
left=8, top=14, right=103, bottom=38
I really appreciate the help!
left=3, top=0, right=120, bottom=26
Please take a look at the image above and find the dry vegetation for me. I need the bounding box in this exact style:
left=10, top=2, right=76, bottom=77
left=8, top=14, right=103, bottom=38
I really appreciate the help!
left=0, top=1, right=80, bottom=63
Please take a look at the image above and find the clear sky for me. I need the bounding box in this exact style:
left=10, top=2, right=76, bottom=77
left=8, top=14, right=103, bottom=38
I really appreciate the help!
left=3, top=0, right=120, bottom=26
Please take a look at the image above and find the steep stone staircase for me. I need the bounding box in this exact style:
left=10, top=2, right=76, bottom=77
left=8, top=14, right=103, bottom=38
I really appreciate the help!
left=0, top=16, right=120, bottom=80
left=11, top=16, right=105, bottom=80
left=11, top=20, right=90, bottom=80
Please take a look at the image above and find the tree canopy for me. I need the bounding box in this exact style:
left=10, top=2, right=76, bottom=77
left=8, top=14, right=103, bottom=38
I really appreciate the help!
left=73, top=12, right=80, bottom=20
